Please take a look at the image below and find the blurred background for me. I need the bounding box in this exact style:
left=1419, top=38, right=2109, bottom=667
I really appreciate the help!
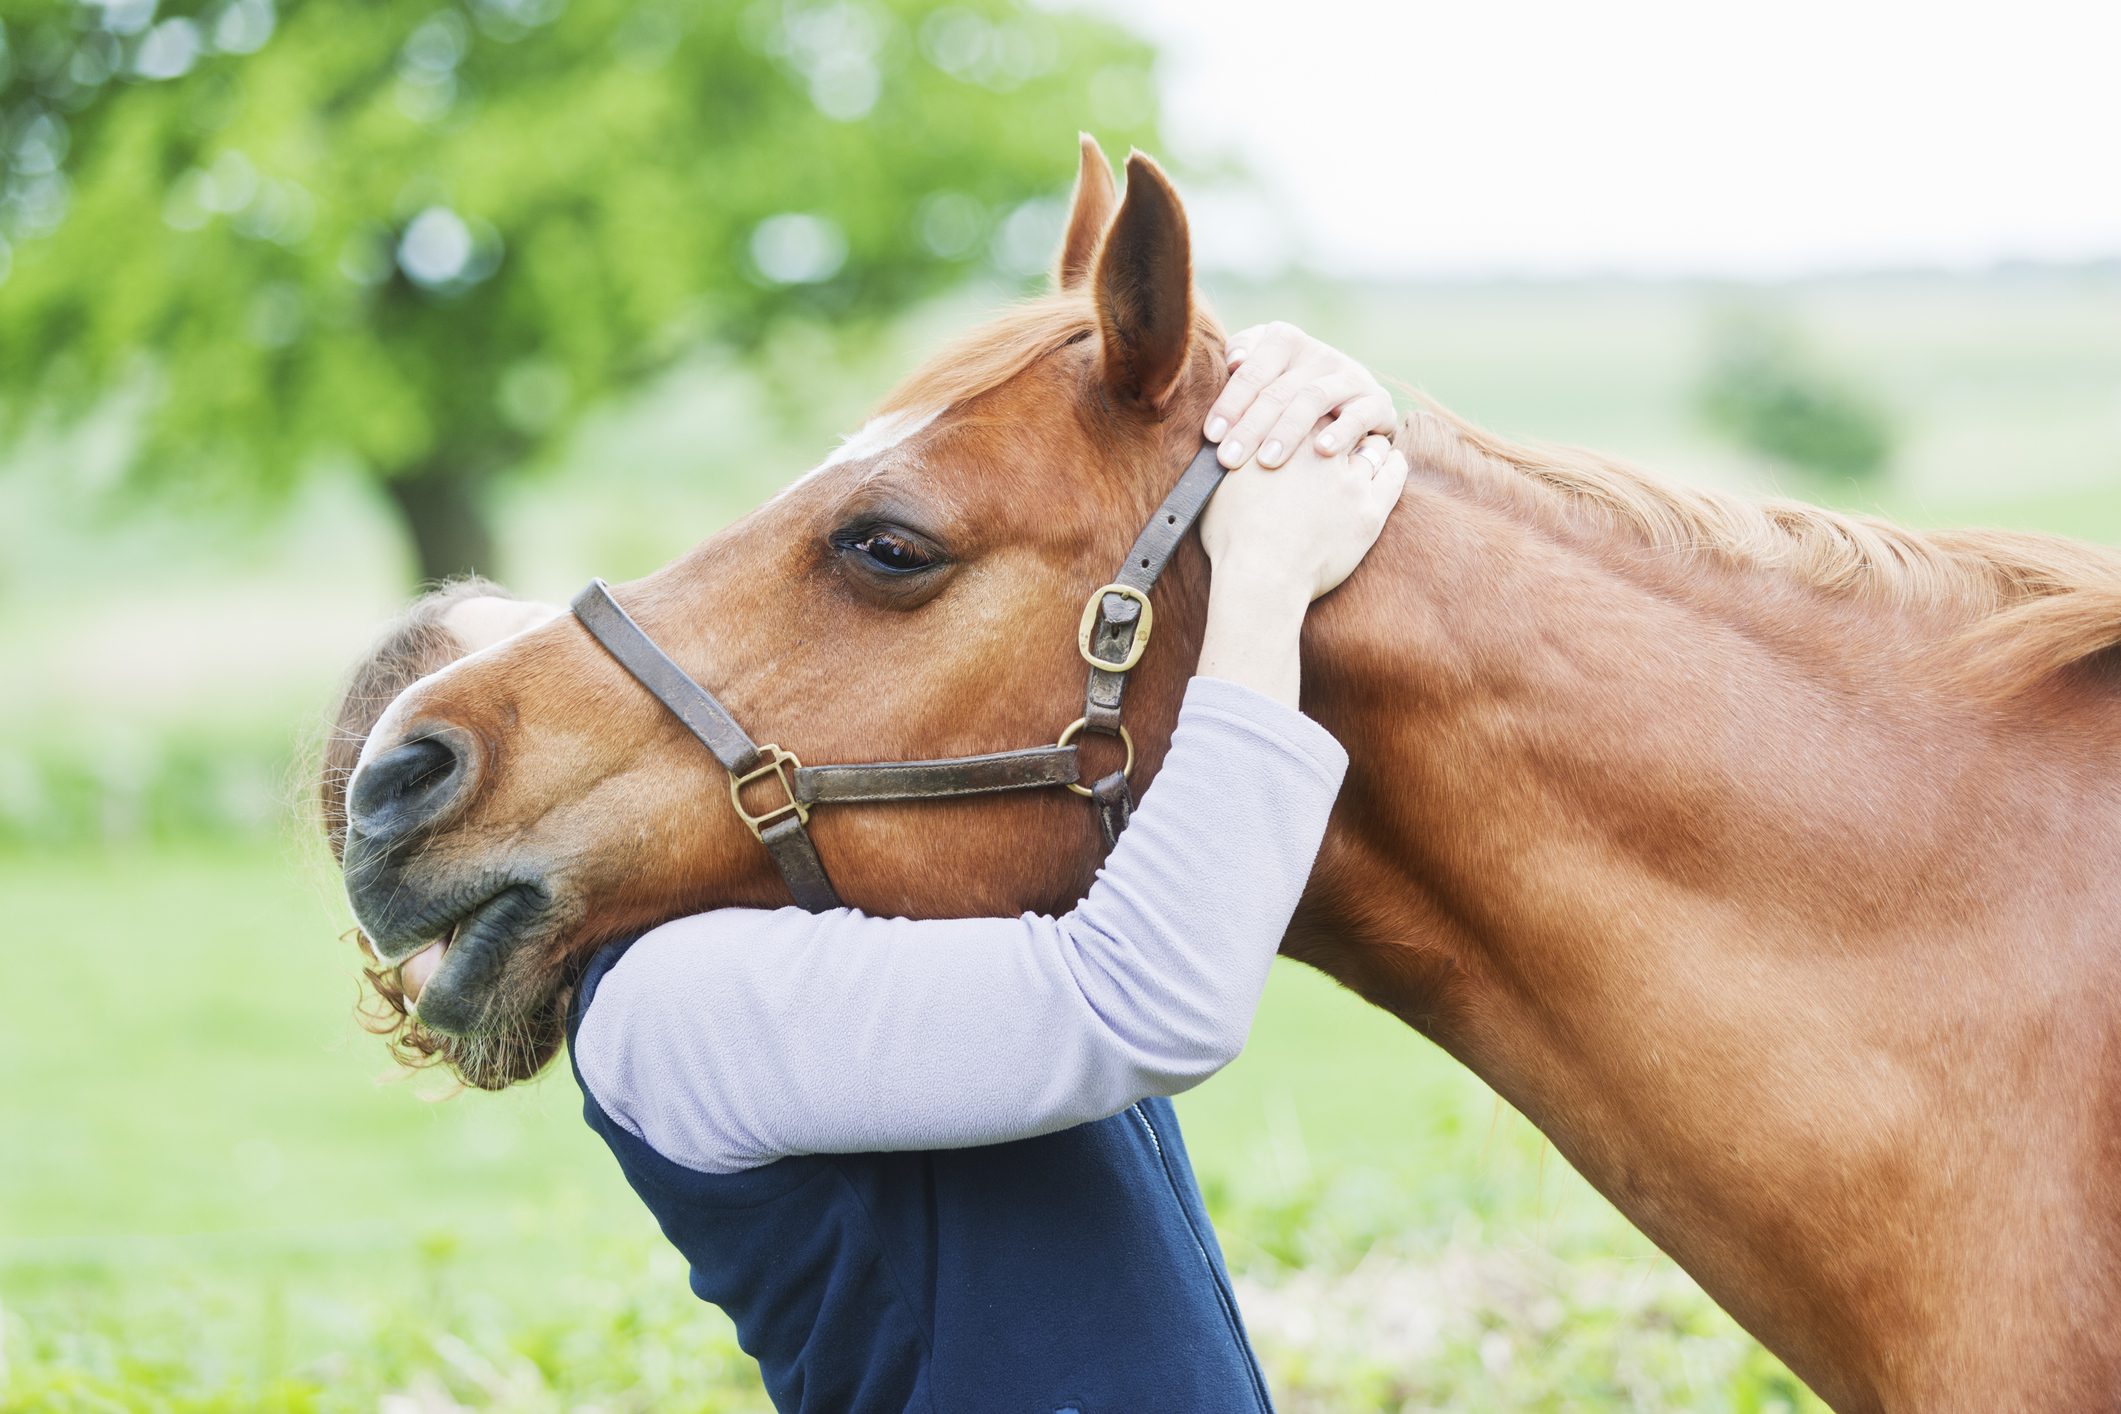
left=3, top=0, right=2117, bottom=1408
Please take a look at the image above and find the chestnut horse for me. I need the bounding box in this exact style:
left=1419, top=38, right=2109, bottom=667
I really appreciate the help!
left=341, top=139, right=2121, bottom=1410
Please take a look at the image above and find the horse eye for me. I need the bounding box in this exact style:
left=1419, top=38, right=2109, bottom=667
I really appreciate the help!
left=850, top=530, right=934, bottom=574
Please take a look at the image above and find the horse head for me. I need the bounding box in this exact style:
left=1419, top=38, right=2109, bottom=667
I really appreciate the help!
left=339, top=140, right=1227, bottom=1072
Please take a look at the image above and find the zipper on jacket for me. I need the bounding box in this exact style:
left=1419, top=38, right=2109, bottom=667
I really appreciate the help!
left=1128, top=1102, right=1273, bottom=1413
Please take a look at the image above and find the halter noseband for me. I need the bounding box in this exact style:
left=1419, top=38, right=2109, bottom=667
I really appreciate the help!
left=570, top=441, right=1227, bottom=911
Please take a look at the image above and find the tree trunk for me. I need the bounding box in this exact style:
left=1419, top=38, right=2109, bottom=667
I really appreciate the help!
left=383, top=460, right=496, bottom=584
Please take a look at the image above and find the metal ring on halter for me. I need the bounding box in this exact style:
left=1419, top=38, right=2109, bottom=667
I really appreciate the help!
left=1055, top=717, right=1134, bottom=797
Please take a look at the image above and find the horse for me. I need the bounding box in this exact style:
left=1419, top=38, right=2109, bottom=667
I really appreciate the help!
left=338, top=137, right=2121, bottom=1411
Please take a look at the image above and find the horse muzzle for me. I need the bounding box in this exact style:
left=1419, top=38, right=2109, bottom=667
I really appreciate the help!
left=344, top=857, right=558, bottom=1036
left=342, top=725, right=563, bottom=1036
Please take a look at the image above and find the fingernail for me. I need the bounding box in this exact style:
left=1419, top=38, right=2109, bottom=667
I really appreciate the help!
left=1261, top=440, right=1283, bottom=465
left=1317, top=433, right=1340, bottom=453
left=1226, top=348, right=1247, bottom=365
left=1205, top=416, right=1228, bottom=441
left=1221, top=440, right=1245, bottom=465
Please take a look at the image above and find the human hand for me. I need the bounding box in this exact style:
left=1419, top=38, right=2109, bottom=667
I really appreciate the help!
left=1202, top=322, right=1397, bottom=470
left=1200, top=432, right=1408, bottom=604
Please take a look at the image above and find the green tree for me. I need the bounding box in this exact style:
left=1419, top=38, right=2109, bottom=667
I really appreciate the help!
left=0, top=0, right=1159, bottom=579
left=1697, top=310, right=1894, bottom=486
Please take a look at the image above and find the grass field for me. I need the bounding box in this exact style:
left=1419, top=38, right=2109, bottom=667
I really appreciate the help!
left=0, top=844, right=1823, bottom=1412
left=5, top=269, right=2117, bottom=1410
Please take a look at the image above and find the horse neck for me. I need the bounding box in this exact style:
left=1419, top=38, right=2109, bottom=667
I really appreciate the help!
left=1289, top=419, right=2121, bottom=1408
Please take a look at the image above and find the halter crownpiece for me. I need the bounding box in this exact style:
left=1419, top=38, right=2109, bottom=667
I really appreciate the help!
left=570, top=440, right=1227, bottom=911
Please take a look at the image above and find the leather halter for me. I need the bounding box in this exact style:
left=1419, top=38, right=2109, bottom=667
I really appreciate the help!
left=571, top=441, right=1227, bottom=911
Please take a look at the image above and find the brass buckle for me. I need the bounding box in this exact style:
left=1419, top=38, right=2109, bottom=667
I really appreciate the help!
left=730, top=745, right=809, bottom=840
left=1077, top=584, right=1154, bottom=674
left=1056, top=718, right=1135, bottom=798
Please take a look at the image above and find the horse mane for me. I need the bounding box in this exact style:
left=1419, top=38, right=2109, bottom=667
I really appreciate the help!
left=1404, top=402, right=2121, bottom=699
left=877, top=294, right=2119, bottom=701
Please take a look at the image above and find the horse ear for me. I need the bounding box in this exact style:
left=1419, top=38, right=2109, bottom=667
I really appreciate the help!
left=1055, top=133, right=1117, bottom=291
left=1093, top=151, right=1192, bottom=408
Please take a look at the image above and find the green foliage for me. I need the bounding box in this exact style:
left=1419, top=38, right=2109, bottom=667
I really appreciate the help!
left=3, top=1239, right=771, bottom=1411
left=0, top=0, right=1159, bottom=575
left=0, top=715, right=288, bottom=847
left=1697, top=311, right=1894, bottom=483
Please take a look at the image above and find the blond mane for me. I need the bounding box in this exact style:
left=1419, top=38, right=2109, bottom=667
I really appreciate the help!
left=879, top=294, right=1094, bottom=417
left=1404, top=403, right=2121, bottom=698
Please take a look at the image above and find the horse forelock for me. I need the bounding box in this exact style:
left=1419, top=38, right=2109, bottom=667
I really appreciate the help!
left=874, top=290, right=1224, bottom=427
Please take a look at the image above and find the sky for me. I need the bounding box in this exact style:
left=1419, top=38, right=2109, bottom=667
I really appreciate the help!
left=1079, top=0, right=2121, bottom=280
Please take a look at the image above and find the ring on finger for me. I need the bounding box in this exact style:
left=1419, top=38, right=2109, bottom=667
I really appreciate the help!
left=1355, top=436, right=1390, bottom=472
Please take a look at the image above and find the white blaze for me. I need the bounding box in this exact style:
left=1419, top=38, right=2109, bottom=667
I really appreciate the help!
left=773, top=407, right=943, bottom=504
left=822, top=407, right=942, bottom=469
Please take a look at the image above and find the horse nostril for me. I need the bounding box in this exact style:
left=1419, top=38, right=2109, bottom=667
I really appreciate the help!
left=349, top=735, right=469, bottom=844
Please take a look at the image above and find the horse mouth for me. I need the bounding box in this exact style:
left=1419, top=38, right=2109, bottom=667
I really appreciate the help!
left=390, top=884, right=555, bottom=1038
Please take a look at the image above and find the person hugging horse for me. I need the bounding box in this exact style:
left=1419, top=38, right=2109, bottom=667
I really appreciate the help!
left=321, top=323, right=1406, bottom=1412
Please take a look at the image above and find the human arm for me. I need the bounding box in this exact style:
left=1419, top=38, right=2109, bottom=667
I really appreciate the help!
left=573, top=677, right=1347, bottom=1173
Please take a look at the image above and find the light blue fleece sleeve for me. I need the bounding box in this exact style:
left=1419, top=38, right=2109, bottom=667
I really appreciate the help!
left=573, top=675, right=1348, bottom=1175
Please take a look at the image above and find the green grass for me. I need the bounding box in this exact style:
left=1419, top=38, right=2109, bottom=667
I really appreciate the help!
left=1, top=842, right=1821, bottom=1411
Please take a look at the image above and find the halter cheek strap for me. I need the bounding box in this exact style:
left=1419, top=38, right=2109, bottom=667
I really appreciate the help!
left=570, top=441, right=1226, bottom=910
left=1074, top=441, right=1229, bottom=841
left=1081, top=442, right=1229, bottom=734
left=569, top=584, right=846, bottom=910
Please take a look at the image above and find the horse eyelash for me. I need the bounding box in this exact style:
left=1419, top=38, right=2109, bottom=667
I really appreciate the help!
left=832, top=524, right=944, bottom=572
